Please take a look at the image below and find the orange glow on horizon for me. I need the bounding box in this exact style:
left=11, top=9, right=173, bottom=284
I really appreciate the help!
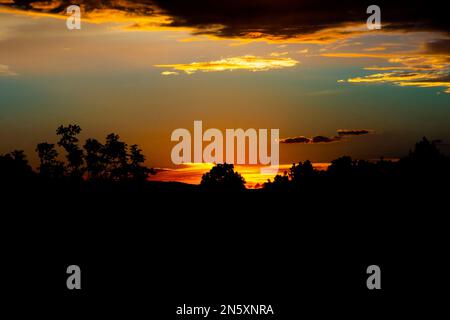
left=150, top=163, right=330, bottom=189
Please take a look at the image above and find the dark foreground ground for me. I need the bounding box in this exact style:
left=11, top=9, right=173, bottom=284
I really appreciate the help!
left=1, top=182, right=448, bottom=318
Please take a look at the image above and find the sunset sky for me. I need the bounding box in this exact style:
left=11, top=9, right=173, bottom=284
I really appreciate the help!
left=1, top=1, right=449, bottom=186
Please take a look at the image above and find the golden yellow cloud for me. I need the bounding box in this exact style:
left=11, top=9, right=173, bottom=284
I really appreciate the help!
left=161, top=71, right=179, bottom=76
left=30, top=1, right=63, bottom=10
left=347, top=72, right=443, bottom=83
left=323, top=51, right=450, bottom=93
left=363, top=47, right=386, bottom=52
left=270, top=52, right=289, bottom=57
left=155, top=55, right=299, bottom=74
left=397, top=81, right=450, bottom=93
left=0, top=3, right=175, bottom=31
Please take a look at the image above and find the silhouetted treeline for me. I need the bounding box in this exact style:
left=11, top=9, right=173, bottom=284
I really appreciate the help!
left=263, top=137, right=450, bottom=195
left=1, top=124, right=154, bottom=192
left=1, top=132, right=449, bottom=195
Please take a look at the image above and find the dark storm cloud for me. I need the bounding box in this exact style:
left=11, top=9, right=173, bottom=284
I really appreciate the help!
left=3, top=0, right=159, bottom=15
left=424, top=39, right=450, bottom=55
left=2, top=1, right=449, bottom=41
left=152, top=0, right=450, bottom=38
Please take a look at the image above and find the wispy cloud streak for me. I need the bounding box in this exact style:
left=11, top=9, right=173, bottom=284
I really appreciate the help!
left=155, top=55, right=299, bottom=74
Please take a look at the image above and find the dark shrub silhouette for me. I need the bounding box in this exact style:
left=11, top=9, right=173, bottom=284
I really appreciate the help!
left=200, top=163, right=246, bottom=191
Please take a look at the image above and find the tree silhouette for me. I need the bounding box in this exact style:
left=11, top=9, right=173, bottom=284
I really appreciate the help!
left=2, top=131, right=449, bottom=194
left=263, top=171, right=290, bottom=191
left=327, top=156, right=355, bottom=178
left=56, top=124, right=84, bottom=178
left=289, top=160, right=317, bottom=188
left=403, top=137, right=446, bottom=167
left=0, top=150, right=34, bottom=184
left=200, top=163, right=246, bottom=191
left=400, top=137, right=450, bottom=180
left=34, top=125, right=155, bottom=184
left=103, top=133, right=128, bottom=181
left=129, top=144, right=155, bottom=182
left=264, top=160, right=320, bottom=191
left=83, top=136, right=155, bottom=182
left=83, top=138, right=106, bottom=180
left=36, top=142, right=64, bottom=179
